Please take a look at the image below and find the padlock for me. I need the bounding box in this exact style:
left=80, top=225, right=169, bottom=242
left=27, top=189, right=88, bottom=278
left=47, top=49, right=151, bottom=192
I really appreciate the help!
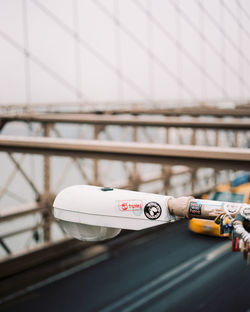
left=232, top=237, right=241, bottom=252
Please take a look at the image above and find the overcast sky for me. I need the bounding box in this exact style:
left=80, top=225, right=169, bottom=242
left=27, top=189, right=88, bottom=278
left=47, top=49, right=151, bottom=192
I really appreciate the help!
left=0, top=0, right=250, bottom=105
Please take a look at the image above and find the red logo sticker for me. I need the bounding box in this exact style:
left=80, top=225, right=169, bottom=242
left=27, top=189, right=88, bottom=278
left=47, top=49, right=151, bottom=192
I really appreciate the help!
left=118, top=200, right=143, bottom=211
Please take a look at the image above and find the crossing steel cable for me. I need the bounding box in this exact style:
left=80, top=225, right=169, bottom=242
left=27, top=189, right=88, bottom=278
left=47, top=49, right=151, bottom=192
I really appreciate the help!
left=133, top=0, right=228, bottom=97
left=32, top=0, right=153, bottom=102
left=72, top=0, right=84, bottom=100
left=236, top=1, right=243, bottom=99
left=219, top=2, right=228, bottom=98
left=22, top=0, right=31, bottom=107
left=0, top=29, right=87, bottom=100
left=236, top=0, right=250, bottom=23
left=221, top=0, right=250, bottom=99
left=197, top=2, right=245, bottom=96
left=221, top=0, right=250, bottom=42
left=169, top=0, right=250, bottom=91
left=146, top=0, right=155, bottom=101
left=197, top=0, right=249, bottom=96
left=199, top=0, right=208, bottom=99
left=113, top=0, right=124, bottom=102
left=197, top=0, right=250, bottom=68
left=235, top=0, right=250, bottom=98
left=93, top=0, right=197, bottom=100
left=175, top=0, right=184, bottom=100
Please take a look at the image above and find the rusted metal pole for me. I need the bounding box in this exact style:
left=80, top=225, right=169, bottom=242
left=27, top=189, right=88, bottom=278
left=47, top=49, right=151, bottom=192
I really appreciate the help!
left=162, top=127, right=172, bottom=193
left=215, top=129, right=219, bottom=146
left=93, top=125, right=104, bottom=185
left=162, top=165, right=171, bottom=194
left=130, top=126, right=141, bottom=190
left=191, top=128, right=196, bottom=145
left=43, top=123, right=52, bottom=242
left=168, top=196, right=249, bottom=220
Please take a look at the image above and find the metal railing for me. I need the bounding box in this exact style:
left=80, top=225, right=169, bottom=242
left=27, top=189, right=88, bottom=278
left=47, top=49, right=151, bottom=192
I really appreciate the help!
left=0, top=112, right=249, bottom=260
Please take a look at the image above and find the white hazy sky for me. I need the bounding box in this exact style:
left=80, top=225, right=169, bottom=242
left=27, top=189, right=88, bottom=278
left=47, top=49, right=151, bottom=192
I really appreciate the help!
left=0, top=0, right=250, bottom=105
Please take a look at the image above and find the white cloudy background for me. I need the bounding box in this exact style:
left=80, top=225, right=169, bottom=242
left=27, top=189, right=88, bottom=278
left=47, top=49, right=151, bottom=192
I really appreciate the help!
left=0, top=0, right=250, bottom=105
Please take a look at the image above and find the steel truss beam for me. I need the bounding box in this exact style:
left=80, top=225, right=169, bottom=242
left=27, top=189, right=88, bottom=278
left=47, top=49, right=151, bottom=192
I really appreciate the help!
left=0, top=136, right=249, bottom=170
left=99, top=107, right=250, bottom=117
left=1, top=113, right=250, bottom=129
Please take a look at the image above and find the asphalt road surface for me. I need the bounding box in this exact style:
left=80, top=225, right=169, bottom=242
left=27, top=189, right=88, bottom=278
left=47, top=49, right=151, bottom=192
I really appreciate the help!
left=1, top=220, right=250, bottom=312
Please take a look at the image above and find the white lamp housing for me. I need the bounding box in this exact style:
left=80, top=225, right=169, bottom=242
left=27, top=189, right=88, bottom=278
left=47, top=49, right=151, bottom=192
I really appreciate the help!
left=53, top=185, right=175, bottom=241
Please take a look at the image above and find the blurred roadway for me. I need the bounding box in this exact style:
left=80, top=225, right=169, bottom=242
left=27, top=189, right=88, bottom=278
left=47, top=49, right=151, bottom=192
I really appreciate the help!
left=0, top=220, right=249, bottom=312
